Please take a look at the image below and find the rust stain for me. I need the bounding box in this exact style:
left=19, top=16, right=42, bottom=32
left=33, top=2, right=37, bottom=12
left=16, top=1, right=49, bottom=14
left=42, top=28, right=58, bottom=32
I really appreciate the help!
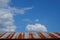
left=54, top=32, right=60, bottom=36
left=17, top=32, right=24, bottom=39
left=6, top=32, right=15, bottom=39
left=46, top=32, right=58, bottom=39
left=0, top=32, right=7, bottom=38
left=37, top=32, right=47, bottom=39
left=0, top=32, right=60, bottom=39
left=29, top=32, right=35, bottom=39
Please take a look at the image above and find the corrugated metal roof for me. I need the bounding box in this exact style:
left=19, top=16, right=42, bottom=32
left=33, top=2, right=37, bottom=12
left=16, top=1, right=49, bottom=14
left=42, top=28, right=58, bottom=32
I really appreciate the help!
left=0, top=32, right=60, bottom=39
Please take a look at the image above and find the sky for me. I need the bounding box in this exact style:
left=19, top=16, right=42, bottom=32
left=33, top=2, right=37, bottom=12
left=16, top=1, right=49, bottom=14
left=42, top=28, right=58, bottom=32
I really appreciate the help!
left=0, top=0, right=60, bottom=32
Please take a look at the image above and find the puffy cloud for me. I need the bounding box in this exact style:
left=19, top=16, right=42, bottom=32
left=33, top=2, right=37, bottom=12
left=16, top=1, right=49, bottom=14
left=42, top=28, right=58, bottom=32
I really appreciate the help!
left=26, top=23, right=48, bottom=32
left=0, top=8, right=16, bottom=32
left=0, top=0, right=32, bottom=32
left=0, top=0, right=10, bottom=8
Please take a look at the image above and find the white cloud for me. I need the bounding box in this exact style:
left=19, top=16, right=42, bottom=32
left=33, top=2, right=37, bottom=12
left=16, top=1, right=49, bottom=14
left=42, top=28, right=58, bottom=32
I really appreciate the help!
left=22, top=18, right=32, bottom=23
left=8, top=7, right=33, bottom=14
left=0, top=8, right=15, bottom=32
left=26, top=23, right=48, bottom=32
left=35, top=19, right=39, bottom=22
left=22, top=19, right=40, bottom=24
left=0, top=0, right=32, bottom=32
left=0, top=0, right=10, bottom=8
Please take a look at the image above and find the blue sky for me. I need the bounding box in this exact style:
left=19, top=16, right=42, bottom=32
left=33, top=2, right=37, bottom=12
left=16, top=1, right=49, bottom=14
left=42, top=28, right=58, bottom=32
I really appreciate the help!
left=0, top=0, right=60, bottom=32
